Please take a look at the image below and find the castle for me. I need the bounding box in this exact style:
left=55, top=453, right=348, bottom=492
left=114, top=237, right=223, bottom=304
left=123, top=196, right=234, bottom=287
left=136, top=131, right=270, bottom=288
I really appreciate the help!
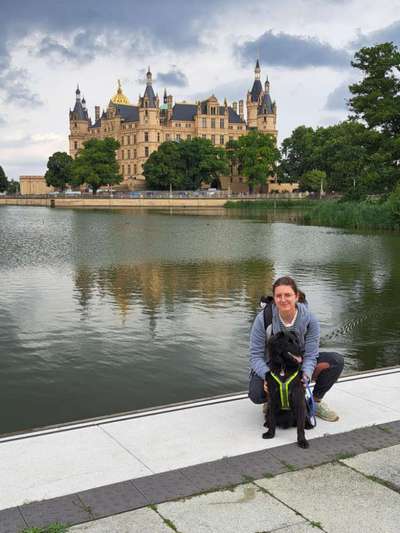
left=68, top=60, right=277, bottom=191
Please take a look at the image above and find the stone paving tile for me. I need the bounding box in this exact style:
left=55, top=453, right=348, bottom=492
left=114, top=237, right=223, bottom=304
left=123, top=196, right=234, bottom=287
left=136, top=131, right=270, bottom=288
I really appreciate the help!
left=226, top=449, right=288, bottom=480
left=69, top=507, right=171, bottom=533
left=377, top=420, right=400, bottom=439
left=255, top=462, right=400, bottom=533
left=267, top=440, right=334, bottom=470
left=19, top=493, right=91, bottom=529
left=0, top=507, right=27, bottom=533
left=77, top=480, right=148, bottom=519
left=132, top=469, right=201, bottom=504
left=343, top=444, right=400, bottom=491
left=270, top=523, right=325, bottom=533
left=157, top=482, right=304, bottom=533
left=348, top=425, right=400, bottom=450
left=179, top=458, right=244, bottom=493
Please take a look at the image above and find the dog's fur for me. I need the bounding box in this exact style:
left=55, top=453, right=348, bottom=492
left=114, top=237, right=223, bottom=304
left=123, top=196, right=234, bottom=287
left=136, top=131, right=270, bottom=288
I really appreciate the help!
left=263, top=331, right=310, bottom=449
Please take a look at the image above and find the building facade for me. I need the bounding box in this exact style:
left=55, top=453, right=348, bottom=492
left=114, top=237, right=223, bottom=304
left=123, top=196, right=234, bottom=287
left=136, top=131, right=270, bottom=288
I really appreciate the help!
left=69, top=60, right=277, bottom=191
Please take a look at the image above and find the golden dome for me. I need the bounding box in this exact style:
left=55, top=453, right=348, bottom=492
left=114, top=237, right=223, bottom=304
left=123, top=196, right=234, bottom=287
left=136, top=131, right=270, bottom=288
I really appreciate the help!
left=111, top=80, right=130, bottom=105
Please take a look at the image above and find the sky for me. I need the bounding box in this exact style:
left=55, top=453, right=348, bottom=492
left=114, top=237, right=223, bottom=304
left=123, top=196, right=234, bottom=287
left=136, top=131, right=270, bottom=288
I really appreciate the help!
left=1, top=0, right=400, bottom=180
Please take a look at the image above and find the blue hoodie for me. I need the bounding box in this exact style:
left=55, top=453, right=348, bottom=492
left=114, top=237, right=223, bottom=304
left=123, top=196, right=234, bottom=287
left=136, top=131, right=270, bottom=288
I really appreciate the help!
left=249, top=302, right=320, bottom=380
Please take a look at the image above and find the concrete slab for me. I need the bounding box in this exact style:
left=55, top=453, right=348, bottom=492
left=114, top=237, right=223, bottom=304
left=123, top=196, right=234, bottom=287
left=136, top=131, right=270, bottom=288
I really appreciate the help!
left=156, top=483, right=304, bottom=533
left=69, top=507, right=171, bottom=532
left=0, top=426, right=151, bottom=510
left=273, top=524, right=325, bottom=533
left=335, top=373, right=400, bottom=414
left=343, top=444, right=400, bottom=490
left=255, top=462, right=400, bottom=533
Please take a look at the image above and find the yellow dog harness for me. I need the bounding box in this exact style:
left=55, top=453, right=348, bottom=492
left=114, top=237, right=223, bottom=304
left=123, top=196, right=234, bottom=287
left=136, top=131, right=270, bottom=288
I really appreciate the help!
left=270, top=370, right=299, bottom=410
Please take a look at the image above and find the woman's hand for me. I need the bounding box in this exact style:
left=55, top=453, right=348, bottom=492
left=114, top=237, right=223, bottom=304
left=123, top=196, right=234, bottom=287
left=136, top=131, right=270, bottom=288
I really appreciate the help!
left=263, top=381, right=269, bottom=394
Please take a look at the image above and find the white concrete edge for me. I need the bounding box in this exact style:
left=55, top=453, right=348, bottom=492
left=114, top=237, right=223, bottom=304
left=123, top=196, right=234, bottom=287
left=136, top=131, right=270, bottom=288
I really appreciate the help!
left=1, top=366, right=399, bottom=445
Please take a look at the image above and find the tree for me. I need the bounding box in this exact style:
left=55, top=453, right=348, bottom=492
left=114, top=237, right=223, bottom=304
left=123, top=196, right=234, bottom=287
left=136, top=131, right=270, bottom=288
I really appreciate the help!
left=300, top=169, right=326, bottom=193
left=7, top=180, right=20, bottom=194
left=349, top=42, right=400, bottom=136
left=0, top=165, right=8, bottom=192
left=45, top=152, right=74, bottom=191
left=279, top=126, right=316, bottom=183
left=143, top=138, right=229, bottom=190
left=228, top=131, right=280, bottom=192
left=72, top=138, right=122, bottom=194
left=143, top=141, right=185, bottom=190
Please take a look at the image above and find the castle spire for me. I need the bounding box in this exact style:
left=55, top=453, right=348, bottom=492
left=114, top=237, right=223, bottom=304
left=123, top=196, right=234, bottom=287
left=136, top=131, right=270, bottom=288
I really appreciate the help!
left=75, top=84, right=81, bottom=101
left=146, top=66, right=152, bottom=86
left=255, top=59, right=261, bottom=80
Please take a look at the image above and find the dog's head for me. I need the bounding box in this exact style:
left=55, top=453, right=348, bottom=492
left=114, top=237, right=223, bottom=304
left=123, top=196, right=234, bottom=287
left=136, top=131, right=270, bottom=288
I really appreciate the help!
left=267, top=331, right=303, bottom=372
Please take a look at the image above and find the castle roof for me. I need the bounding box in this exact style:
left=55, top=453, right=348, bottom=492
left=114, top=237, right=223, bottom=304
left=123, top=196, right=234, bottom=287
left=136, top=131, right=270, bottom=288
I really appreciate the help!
left=250, top=79, right=263, bottom=102
left=111, top=80, right=131, bottom=105
left=143, top=84, right=157, bottom=107
left=172, top=103, right=197, bottom=121
left=258, top=92, right=273, bottom=115
left=114, top=104, right=139, bottom=121
left=70, top=99, right=88, bottom=121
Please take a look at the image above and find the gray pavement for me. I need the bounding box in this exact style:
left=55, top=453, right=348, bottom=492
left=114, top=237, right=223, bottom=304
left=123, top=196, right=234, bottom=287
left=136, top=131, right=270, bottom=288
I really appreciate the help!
left=69, top=443, right=400, bottom=533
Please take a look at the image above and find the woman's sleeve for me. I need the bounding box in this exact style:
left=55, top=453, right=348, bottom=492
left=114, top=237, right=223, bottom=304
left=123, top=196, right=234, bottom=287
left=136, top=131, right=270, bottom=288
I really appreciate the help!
left=302, top=313, right=320, bottom=379
left=249, top=311, right=269, bottom=379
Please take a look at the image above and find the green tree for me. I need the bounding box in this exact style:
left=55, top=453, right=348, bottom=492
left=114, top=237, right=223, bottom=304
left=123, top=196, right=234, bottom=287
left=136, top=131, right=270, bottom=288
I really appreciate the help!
left=349, top=42, right=400, bottom=135
left=228, top=131, right=280, bottom=192
left=143, top=138, right=228, bottom=190
left=45, top=152, right=74, bottom=191
left=279, top=126, right=316, bottom=183
left=0, top=165, right=8, bottom=192
left=300, top=169, right=326, bottom=192
left=7, top=180, right=20, bottom=194
left=143, top=141, right=185, bottom=190
left=72, top=138, right=122, bottom=194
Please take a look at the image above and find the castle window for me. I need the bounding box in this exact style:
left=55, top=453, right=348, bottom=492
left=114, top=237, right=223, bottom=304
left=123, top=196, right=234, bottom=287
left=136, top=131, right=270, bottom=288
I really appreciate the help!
left=134, top=134, right=136, bottom=144
left=186, top=123, right=191, bottom=128
left=121, top=150, right=125, bottom=159
left=134, top=164, right=137, bottom=174
left=157, top=132, right=160, bottom=142
left=187, top=135, right=191, bottom=140
left=220, top=135, right=224, bottom=145
left=237, top=126, right=241, bottom=130
left=145, top=101, right=148, bottom=108
left=128, top=149, right=131, bottom=159
left=229, top=125, right=233, bottom=129
left=145, top=110, right=148, bottom=117
left=134, top=149, right=137, bottom=158
left=145, top=146, right=149, bottom=157
left=144, top=132, right=149, bottom=142
left=74, top=122, right=77, bottom=128
left=176, top=134, right=181, bottom=141
left=202, top=134, right=206, bottom=139
left=264, top=117, right=267, bottom=123
left=128, top=164, right=131, bottom=175
left=202, top=118, right=207, bottom=128
left=229, top=136, right=233, bottom=141
left=128, top=135, right=131, bottom=144
left=211, top=107, right=216, bottom=115
left=211, top=118, right=216, bottom=129
left=211, top=134, right=215, bottom=144
left=74, top=141, right=78, bottom=150
left=220, top=119, right=225, bottom=129
left=122, top=164, right=125, bottom=175
left=166, top=134, right=170, bottom=141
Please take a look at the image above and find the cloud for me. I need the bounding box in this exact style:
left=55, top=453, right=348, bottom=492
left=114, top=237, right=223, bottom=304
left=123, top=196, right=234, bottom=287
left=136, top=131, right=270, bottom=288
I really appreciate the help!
left=351, top=20, right=400, bottom=49
left=236, top=30, right=351, bottom=69
left=156, top=68, right=189, bottom=87
left=0, top=67, right=42, bottom=107
left=325, top=80, right=351, bottom=111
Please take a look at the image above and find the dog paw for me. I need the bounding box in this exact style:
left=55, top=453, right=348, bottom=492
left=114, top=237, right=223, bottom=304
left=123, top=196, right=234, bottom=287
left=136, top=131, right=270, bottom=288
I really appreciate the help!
left=262, top=431, right=275, bottom=439
left=297, top=439, right=309, bottom=449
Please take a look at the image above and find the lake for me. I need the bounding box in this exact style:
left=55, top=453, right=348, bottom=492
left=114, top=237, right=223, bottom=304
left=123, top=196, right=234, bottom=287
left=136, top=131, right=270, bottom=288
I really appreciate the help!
left=1, top=205, right=399, bottom=434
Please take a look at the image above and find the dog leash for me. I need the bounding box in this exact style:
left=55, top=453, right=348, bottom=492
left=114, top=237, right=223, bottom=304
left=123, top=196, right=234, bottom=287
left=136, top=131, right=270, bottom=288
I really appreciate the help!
left=305, top=382, right=317, bottom=428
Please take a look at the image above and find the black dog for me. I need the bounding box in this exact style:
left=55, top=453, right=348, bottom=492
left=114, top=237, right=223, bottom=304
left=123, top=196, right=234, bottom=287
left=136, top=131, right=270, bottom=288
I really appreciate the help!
left=263, top=331, right=310, bottom=449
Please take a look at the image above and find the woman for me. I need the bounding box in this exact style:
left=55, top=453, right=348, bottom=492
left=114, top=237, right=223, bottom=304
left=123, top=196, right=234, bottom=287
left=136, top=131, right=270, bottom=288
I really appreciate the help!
left=249, top=276, right=344, bottom=421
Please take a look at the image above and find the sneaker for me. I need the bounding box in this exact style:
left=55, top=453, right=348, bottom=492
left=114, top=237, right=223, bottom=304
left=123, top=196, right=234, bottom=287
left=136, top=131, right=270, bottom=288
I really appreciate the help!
left=315, top=401, right=339, bottom=422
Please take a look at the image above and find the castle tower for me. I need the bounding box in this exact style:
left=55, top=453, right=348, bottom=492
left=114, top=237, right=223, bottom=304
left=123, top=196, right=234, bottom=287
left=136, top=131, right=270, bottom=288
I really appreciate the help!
left=69, top=85, right=90, bottom=157
left=246, top=59, right=263, bottom=129
left=256, top=75, right=277, bottom=136
left=138, top=67, right=160, bottom=174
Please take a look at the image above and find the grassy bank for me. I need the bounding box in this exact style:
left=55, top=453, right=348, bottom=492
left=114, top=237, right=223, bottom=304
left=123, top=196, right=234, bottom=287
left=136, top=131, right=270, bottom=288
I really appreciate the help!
left=226, top=198, right=400, bottom=231
left=225, top=199, right=315, bottom=209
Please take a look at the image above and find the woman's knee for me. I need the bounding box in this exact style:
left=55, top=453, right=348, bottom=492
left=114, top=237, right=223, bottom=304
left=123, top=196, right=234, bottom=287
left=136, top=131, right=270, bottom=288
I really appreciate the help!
left=248, top=390, right=266, bottom=404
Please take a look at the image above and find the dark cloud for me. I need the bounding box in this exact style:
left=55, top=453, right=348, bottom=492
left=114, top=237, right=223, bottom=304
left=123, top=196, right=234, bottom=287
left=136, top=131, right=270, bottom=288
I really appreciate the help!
left=351, top=20, right=400, bottom=49
left=0, top=68, right=42, bottom=107
left=325, top=80, right=351, bottom=111
left=236, top=30, right=350, bottom=69
left=156, top=68, right=188, bottom=87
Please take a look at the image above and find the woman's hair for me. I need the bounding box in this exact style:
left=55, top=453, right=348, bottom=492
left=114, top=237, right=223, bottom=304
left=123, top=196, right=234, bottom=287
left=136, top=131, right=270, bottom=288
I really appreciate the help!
left=272, top=276, right=306, bottom=303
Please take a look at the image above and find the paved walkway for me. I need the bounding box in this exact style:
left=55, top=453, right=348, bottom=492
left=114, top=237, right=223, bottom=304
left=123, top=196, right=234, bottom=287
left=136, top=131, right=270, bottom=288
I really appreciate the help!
left=1, top=367, right=399, bottom=532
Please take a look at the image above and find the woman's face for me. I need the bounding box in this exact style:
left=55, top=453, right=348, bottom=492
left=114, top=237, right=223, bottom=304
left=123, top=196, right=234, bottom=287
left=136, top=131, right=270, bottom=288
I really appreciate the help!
left=273, top=284, right=298, bottom=314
